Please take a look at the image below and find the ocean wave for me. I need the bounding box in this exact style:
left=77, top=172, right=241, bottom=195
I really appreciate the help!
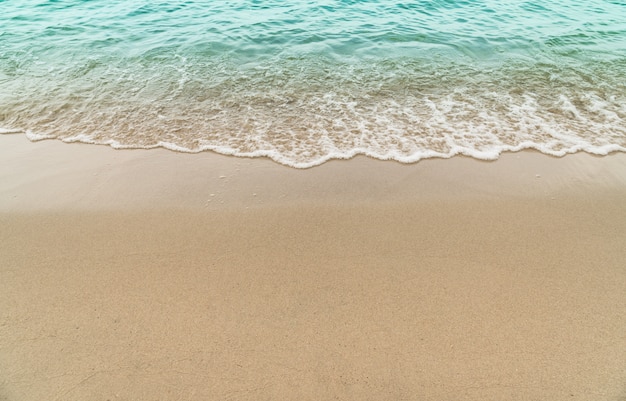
left=2, top=0, right=625, bottom=167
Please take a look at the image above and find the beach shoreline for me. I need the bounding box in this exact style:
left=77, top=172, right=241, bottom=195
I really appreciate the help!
left=2, top=135, right=626, bottom=400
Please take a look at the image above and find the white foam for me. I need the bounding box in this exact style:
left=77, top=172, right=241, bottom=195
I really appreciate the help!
left=25, top=130, right=56, bottom=141
left=5, top=60, right=626, bottom=169
left=10, top=127, right=626, bottom=169
left=0, top=127, right=23, bottom=134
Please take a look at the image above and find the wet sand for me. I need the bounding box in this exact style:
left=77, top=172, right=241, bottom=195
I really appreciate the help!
left=1, top=135, right=626, bottom=400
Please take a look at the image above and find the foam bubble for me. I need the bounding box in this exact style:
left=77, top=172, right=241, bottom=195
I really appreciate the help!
left=25, top=130, right=57, bottom=141
left=0, top=128, right=23, bottom=134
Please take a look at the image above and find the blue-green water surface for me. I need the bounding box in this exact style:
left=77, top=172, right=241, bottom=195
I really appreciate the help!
left=1, top=0, right=625, bottom=166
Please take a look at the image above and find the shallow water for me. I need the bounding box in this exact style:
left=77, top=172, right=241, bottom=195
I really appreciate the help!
left=1, top=0, right=625, bottom=167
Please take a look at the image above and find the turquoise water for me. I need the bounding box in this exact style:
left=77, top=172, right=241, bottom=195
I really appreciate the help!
left=1, top=0, right=625, bottom=167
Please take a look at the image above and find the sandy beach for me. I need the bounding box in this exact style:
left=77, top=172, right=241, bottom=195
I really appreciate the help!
left=1, top=134, right=626, bottom=401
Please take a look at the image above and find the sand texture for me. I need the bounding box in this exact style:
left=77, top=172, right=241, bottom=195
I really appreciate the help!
left=1, top=135, right=626, bottom=401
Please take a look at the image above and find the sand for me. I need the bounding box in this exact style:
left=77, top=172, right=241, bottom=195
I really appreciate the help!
left=1, top=134, right=626, bottom=401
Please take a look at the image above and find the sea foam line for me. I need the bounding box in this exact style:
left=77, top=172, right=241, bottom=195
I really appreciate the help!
left=3, top=128, right=624, bottom=169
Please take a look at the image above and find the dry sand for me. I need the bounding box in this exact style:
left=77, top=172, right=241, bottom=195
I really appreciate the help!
left=1, top=134, right=626, bottom=400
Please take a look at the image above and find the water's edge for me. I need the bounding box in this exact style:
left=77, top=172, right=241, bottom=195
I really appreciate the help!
left=2, top=130, right=624, bottom=169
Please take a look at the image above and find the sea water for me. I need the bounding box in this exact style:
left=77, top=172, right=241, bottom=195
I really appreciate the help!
left=1, top=0, right=625, bottom=167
